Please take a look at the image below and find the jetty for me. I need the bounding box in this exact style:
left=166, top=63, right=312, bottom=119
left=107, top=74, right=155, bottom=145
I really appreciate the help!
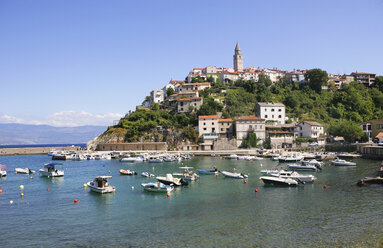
left=0, top=146, right=82, bottom=156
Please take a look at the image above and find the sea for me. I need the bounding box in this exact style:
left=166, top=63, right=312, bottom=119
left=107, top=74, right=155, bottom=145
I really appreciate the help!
left=0, top=155, right=383, bottom=247
left=0, top=143, right=87, bottom=149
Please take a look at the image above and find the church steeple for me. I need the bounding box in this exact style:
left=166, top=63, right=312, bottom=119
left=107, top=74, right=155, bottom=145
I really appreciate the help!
left=233, top=42, right=243, bottom=72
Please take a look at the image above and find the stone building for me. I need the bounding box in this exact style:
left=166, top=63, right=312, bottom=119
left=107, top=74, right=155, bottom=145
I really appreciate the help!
left=296, top=121, right=324, bottom=139
left=218, top=118, right=234, bottom=138
left=235, top=116, right=265, bottom=146
left=255, top=102, right=286, bottom=124
left=176, top=97, right=203, bottom=113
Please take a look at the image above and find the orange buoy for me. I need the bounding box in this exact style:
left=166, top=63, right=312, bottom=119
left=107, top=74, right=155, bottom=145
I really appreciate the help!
left=281, top=166, right=283, bottom=169
left=323, top=185, right=327, bottom=189
left=244, top=180, right=247, bottom=184
left=166, top=194, right=170, bottom=198
left=33, top=172, right=35, bottom=175
left=215, top=173, right=218, bottom=177
left=47, top=188, right=50, bottom=191
left=255, top=189, right=258, bottom=192
left=74, top=199, right=78, bottom=203
left=0, top=189, right=3, bottom=194
left=15, top=171, right=17, bottom=174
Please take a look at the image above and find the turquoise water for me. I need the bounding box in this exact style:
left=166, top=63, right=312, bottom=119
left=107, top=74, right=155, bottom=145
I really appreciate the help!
left=1, top=155, right=383, bottom=247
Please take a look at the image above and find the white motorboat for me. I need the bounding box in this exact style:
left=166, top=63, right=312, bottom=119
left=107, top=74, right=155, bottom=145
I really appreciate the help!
left=221, top=171, right=248, bottom=179
left=39, top=163, right=64, bottom=177
left=225, top=154, right=238, bottom=160
left=301, top=159, right=323, bottom=168
left=172, top=167, right=199, bottom=181
left=156, top=173, right=188, bottom=186
left=269, top=170, right=316, bottom=183
left=331, top=159, right=356, bottom=166
left=15, top=168, right=35, bottom=174
left=288, top=163, right=318, bottom=171
left=141, top=182, right=173, bottom=193
left=119, top=169, right=137, bottom=175
left=141, top=172, right=155, bottom=177
left=260, top=169, right=280, bottom=175
left=198, top=169, right=218, bottom=175
left=121, top=155, right=145, bottom=162
left=87, top=176, right=115, bottom=194
left=148, top=158, right=163, bottom=163
left=278, top=153, right=304, bottom=162
left=0, top=165, right=6, bottom=177
left=260, top=176, right=301, bottom=186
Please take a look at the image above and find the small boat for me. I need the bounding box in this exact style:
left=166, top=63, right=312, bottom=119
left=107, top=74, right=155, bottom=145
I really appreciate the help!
left=148, top=157, right=163, bottom=163
left=301, top=159, right=323, bottom=168
left=172, top=167, right=199, bottom=181
left=225, top=154, right=238, bottom=160
left=331, top=159, right=356, bottom=166
left=120, top=155, right=144, bottom=162
left=141, top=172, right=155, bottom=177
left=357, top=177, right=383, bottom=186
left=156, top=173, right=188, bottom=186
left=141, top=182, right=173, bottom=193
left=198, top=169, right=218, bottom=175
left=119, top=169, right=137, bottom=175
left=0, top=165, right=6, bottom=177
left=221, top=171, right=248, bottom=179
left=15, top=168, right=35, bottom=174
left=288, top=163, right=318, bottom=172
left=39, top=163, right=64, bottom=177
left=87, top=176, right=115, bottom=193
left=278, top=153, right=304, bottom=162
left=260, top=176, right=302, bottom=186
left=269, top=170, right=316, bottom=183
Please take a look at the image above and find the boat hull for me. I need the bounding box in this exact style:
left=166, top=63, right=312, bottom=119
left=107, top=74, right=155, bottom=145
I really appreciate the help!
left=39, top=169, right=64, bottom=177
left=260, top=176, right=298, bottom=186
left=221, top=171, right=248, bottom=179
left=87, top=182, right=115, bottom=193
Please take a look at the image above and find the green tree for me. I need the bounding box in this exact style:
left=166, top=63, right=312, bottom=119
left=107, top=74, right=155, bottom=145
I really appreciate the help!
left=166, top=87, right=175, bottom=97
left=374, top=76, right=383, bottom=92
left=241, top=133, right=259, bottom=148
left=258, top=74, right=272, bottom=88
left=305, top=68, right=329, bottom=93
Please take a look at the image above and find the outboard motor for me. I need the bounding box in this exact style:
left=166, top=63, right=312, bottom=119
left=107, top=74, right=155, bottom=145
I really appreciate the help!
left=180, top=178, right=189, bottom=186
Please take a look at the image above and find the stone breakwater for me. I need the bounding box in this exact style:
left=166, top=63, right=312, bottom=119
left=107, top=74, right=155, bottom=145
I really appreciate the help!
left=0, top=146, right=82, bottom=156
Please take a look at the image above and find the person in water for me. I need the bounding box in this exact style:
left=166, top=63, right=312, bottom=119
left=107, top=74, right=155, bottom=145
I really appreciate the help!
left=214, top=166, right=217, bottom=172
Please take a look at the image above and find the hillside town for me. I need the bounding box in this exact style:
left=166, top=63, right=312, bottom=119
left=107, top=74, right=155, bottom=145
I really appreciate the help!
left=111, top=43, right=381, bottom=152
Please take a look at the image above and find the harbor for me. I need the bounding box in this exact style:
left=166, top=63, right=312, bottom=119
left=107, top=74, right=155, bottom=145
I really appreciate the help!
left=1, top=154, right=383, bottom=247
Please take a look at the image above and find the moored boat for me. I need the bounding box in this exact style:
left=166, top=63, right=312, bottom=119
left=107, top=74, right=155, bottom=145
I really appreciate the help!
left=221, top=171, right=248, bottom=179
left=198, top=169, right=218, bottom=175
left=331, top=159, right=356, bottom=166
left=87, top=176, right=115, bottom=193
left=260, top=176, right=302, bottom=186
left=141, top=182, right=173, bottom=193
left=269, top=170, right=316, bottom=183
left=0, top=165, right=6, bottom=177
left=15, top=168, right=35, bottom=174
left=156, top=173, right=188, bottom=186
left=141, top=172, right=155, bottom=177
left=39, top=163, right=64, bottom=177
left=119, top=169, right=137, bottom=175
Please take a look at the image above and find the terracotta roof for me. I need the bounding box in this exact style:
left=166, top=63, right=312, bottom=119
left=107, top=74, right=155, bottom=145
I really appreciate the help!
left=376, top=132, right=383, bottom=138
left=199, top=115, right=219, bottom=119
left=353, top=72, right=376, bottom=75
left=235, top=116, right=264, bottom=121
left=219, top=118, right=233, bottom=122
left=178, top=97, right=202, bottom=102
left=193, top=68, right=204, bottom=70
left=191, top=82, right=210, bottom=86
left=170, top=80, right=184, bottom=83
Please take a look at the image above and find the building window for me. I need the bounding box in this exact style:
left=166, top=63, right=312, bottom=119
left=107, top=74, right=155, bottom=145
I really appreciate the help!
left=278, top=109, right=282, bottom=112
left=204, top=122, right=206, bottom=125
left=272, top=115, right=274, bottom=118
left=254, top=125, right=257, bottom=129
left=265, top=115, right=268, bottom=118
left=203, top=128, right=207, bottom=131
left=221, top=128, right=224, bottom=131
left=271, top=109, right=275, bottom=112
left=278, top=115, right=281, bottom=118
left=260, top=125, right=262, bottom=129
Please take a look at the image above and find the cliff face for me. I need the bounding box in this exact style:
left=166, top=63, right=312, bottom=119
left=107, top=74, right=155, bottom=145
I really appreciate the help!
left=87, top=127, right=197, bottom=150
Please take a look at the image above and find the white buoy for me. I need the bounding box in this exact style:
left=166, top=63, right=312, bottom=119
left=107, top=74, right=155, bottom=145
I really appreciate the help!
left=19, top=185, right=24, bottom=190
left=131, top=186, right=134, bottom=190
left=10, top=200, right=13, bottom=204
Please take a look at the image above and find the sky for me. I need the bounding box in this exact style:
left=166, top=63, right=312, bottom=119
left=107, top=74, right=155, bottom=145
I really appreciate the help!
left=0, top=0, right=382, bottom=127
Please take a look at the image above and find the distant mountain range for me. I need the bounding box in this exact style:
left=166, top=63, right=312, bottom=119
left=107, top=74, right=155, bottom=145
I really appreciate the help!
left=0, top=123, right=107, bottom=145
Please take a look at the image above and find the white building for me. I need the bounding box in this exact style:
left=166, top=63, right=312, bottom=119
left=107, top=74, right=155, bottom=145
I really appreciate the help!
left=235, top=116, right=265, bottom=146
left=296, top=121, right=324, bottom=139
left=177, top=82, right=211, bottom=93
left=255, top=102, right=286, bottom=124
left=198, top=115, right=219, bottom=137
left=150, top=89, right=164, bottom=104
left=360, top=121, right=372, bottom=142
left=163, top=80, right=183, bottom=99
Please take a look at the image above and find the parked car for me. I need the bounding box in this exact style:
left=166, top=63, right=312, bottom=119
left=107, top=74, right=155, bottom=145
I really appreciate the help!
left=308, top=142, right=318, bottom=146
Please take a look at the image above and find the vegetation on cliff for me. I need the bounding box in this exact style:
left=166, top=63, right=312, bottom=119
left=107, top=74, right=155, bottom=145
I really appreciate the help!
left=102, top=69, right=383, bottom=144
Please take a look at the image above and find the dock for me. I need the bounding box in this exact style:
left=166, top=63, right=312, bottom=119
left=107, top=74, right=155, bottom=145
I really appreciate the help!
left=0, top=146, right=82, bottom=156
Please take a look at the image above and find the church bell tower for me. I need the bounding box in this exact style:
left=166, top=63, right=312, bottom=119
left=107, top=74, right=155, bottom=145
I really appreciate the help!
left=233, top=42, right=243, bottom=72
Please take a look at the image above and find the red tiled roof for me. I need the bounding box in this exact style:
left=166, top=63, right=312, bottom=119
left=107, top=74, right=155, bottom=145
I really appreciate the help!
left=376, top=132, right=383, bottom=138
left=303, top=121, right=322, bottom=126
left=235, top=116, right=264, bottom=121
left=353, top=72, right=375, bottom=75
left=193, top=68, right=204, bottom=70
left=191, top=82, right=210, bottom=86
left=199, top=115, right=219, bottom=119
left=178, top=97, right=202, bottom=102
left=170, top=80, right=184, bottom=83
left=219, top=118, right=233, bottom=122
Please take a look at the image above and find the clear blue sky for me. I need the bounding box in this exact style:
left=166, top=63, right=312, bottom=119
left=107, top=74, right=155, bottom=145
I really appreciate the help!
left=0, top=0, right=382, bottom=126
